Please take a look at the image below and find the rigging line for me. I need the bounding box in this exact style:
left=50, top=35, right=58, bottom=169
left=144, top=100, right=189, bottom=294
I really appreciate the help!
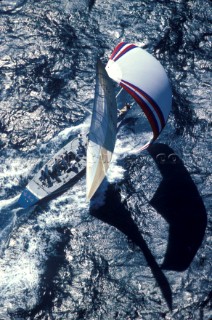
left=75, top=102, right=92, bottom=115
left=116, top=87, right=123, bottom=99
left=83, top=105, right=92, bottom=114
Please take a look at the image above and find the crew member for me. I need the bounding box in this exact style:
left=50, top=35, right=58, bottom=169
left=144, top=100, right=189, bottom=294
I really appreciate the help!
left=118, top=103, right=131, bottom=116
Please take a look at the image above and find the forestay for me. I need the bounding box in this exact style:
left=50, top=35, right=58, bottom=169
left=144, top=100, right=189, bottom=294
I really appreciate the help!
left=86, top=60, right=117, bottom=200
left=106, top=42, right=172, bottom=151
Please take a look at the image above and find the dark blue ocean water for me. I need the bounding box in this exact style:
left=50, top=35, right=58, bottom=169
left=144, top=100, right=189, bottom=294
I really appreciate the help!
left=0, top=0, right=211, bottom=319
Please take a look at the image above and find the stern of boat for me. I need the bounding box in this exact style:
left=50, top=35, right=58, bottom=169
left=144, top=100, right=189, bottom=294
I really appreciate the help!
left=18, top=188, right=39, bottom=208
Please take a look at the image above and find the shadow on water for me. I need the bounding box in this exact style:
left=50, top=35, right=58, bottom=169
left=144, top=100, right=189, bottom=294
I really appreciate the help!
left=89, top=185, right=173, bottom=311
left=148, top=143, right=207, bottom=272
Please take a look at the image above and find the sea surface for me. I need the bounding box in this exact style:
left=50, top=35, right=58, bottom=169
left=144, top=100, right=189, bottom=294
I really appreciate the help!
left=0, top=0, right=211, bottom=319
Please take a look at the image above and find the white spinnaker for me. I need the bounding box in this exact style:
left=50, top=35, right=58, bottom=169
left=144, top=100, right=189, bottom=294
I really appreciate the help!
left=106, top=42, right=172, bottom=151
left=86, top=60, right=117, bottom=200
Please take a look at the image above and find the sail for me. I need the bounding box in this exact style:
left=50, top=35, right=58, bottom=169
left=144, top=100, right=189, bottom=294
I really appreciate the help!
left=86, top=60, right=117, bottom=200
left=105, top=42, right=172, bottom=151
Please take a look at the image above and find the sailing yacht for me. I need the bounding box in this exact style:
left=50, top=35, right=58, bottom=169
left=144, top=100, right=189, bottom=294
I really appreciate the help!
left=18, top=136, right=87, bottom=208
left=19, top=41, right=172, bottom=207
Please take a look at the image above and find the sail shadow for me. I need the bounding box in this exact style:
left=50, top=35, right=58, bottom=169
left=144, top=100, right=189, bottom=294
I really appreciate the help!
left=148, top=143, right=207, bottom=272
left=89, top=185, right=172, bottom=311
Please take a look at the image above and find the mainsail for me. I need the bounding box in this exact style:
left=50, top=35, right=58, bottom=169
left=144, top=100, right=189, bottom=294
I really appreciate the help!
left=105, top=42, right=172, bottom=151
left=86, top=60, right=117, bottom=200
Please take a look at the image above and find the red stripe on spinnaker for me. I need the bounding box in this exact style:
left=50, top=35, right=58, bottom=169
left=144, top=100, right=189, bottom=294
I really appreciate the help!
left=110, top=42, right=126, bottom=60
left=120, top=82, right=160, bottom=139
left=122, top=80, right=166, bottom=128
left=114, top=44, right=137, bottom=62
